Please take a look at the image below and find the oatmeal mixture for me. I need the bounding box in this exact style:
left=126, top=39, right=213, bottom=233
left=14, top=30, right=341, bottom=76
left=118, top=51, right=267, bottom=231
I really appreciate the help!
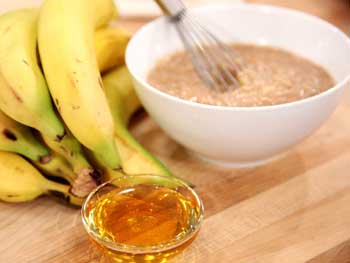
left=147, top=44, right=334, bottom=107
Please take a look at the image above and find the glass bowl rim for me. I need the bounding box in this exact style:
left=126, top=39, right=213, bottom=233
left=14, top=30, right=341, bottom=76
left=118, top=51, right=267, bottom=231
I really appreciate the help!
left=81, top=174, right=204, bottom=254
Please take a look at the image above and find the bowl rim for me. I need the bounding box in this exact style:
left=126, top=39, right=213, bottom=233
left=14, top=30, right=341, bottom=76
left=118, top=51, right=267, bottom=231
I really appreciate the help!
left=126, top=3, right=350, bottom=112
left=81, top=174, right=204, bottom=254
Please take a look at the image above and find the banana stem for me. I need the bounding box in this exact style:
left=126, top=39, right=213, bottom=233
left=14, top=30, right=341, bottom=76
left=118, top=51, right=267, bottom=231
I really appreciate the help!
left=45, top=179, right=85, bottom=206
left=46, top=180, right=70, bottom=194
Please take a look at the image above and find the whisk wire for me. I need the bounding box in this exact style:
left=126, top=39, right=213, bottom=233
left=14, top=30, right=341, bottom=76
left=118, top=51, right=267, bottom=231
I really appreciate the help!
left=156, top=0, right=241, bottom=92
left=176, top=21, right=218, bottom=90
left=185, top=15, right=239, bottom=91
left=179, top=19, right=230, bottom=91
left=191, top=18, right=242, bottom=86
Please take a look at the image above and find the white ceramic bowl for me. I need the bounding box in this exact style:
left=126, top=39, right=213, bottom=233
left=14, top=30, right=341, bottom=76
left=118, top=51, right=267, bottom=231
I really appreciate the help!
left=126, top=4, right=350, bottom=168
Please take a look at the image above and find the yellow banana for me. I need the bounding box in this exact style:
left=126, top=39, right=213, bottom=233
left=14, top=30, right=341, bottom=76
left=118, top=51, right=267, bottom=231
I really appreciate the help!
left=0, top=9, right=64, bottom=140
left=0, top=109, right=49, bottom=161
left=38, top=0, right=120, bottom=169
left=103, top=67, right=141, bottom=124
left=0, top=151, right=83, bottom=206
left=102, top=66, right=174, bottom=177
left=95, top=27, right=131, bottom=73
left=41, top=25, right=130, bottom=174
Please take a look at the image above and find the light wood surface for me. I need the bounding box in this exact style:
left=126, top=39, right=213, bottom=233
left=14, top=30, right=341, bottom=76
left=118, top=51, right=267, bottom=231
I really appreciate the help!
left=0, top=0, right=350, bottom=262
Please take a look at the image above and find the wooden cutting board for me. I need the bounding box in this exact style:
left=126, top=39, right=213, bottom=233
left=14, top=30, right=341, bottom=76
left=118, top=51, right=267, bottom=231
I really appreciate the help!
left=0, top=0, right=350, bottom=262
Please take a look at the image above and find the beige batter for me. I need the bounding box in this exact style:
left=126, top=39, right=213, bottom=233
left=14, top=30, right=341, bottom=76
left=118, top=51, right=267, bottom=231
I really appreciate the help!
left=148, top=44, right=334, bottom=107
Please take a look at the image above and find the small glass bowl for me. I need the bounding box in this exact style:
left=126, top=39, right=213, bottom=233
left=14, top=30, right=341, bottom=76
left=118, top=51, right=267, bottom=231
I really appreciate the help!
left=81, top=174, right=204, bottom=262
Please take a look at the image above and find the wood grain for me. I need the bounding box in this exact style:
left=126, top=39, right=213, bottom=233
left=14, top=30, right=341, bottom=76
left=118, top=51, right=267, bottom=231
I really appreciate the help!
left=0, top=0, right=349, bottom=262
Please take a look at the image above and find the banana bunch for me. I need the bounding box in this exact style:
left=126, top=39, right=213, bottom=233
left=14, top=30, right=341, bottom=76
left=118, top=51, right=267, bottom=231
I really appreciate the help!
left=0, top=151, right=83, bottom=206
left=0, top=0, right=183, bottom=206
left=0, top=109, right=77, bottom=185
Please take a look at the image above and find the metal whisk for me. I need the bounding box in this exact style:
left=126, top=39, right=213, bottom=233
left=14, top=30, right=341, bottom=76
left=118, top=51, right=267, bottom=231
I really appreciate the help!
left=155, top=0, right=241, bottom=92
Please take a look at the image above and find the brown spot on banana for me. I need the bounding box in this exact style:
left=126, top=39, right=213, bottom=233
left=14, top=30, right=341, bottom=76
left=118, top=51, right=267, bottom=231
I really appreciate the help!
left=22, top=59, right=29, bottom=66
left=69, top=74, right=78, bottom=90
left=6, top=194, right=19, bottom=198
left=10, top=87, right=23, bottom=102
left=39, top=155, right=52, bottom=164
left=2, top=129, right=17, bottom=141
left=55, top=130, right=66, bottom=142
left=0, top=68, right=22, bottom=103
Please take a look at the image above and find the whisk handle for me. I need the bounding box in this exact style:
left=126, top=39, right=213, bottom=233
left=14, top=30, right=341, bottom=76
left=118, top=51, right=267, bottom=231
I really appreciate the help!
left=155, top=0, right=186, bottom=17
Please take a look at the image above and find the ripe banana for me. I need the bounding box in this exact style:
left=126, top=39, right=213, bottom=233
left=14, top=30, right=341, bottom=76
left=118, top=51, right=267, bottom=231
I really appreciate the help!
left=0, top=9, right=64, bottom=140
left=0, top=151, right=83, bottom=206
left=102, top=66, right=174, bottom=177
left=0, top=8, right=91, bottom=175
left=0, top=109, right=94, bottom=197
left=95, top=27, right=131, bottom=73
left=0, top=109, right=49, bottom=161
left=38, top=0, right=120, bottom=169
left=41, top=25, right=130, bottom=174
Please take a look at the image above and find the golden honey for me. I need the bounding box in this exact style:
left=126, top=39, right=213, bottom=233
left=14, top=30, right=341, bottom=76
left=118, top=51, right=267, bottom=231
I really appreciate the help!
left=82, top=176, right=203, bottom=263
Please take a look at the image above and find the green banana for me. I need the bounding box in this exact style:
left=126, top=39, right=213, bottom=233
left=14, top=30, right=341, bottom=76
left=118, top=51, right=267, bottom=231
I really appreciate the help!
left=33, top=151, right=98, bottom=198
left=0, top=9, right=64, bottom=140
left=0, top=109, right=94, bottom=197
left=101, top=67, right=194, bottom=186
left=38, top=0, right=120, bottom=169
left=41, top=132, right=94, bottom=175
left=33, top=152, right=76, bottom=184
left=102, top=66, right=174, bottom=177
left=0, top=109, right=49, bottom=161
left=0, top=151, right=83, bottom=206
